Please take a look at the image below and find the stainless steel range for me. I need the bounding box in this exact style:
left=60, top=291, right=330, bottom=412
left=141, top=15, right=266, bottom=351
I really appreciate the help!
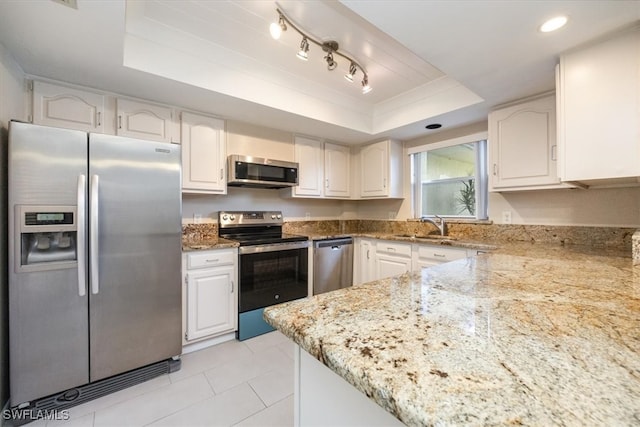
left=219, top=211, right=309, bottom=340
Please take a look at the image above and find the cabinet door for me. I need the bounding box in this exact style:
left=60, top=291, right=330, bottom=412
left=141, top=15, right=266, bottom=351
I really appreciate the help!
left=559, top=28, right=640, bottom=182
left=361, top=140, right=389, bottom=197
left=489, top=95, right=563, bottom=190
left=357, top=239, right=375, bottom=285
left=181, top=112, right=226, bottom=193
left=375, top=254, right=411, bottom=280
left=185, top=266, right=235, bottom=341
left=32, top=81, right=105, bottom=133
left=116, top=98, right=174, bottom=143
left=413, top=259, right=440, bottom=272
left=324, top=143, right=351, bottom=198
left=294, top=136, right=324, bottom=197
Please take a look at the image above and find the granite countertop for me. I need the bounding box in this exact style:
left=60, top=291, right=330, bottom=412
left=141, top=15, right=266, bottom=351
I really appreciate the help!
left=307, top=232, right=497, bottom=252
left=264, top=243, right=640, bottom=426
left=181, top=237, right=239, bottom=252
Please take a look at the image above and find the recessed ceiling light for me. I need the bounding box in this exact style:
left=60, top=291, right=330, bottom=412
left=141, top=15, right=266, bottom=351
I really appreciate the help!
left=425, top=123, right=442, bottom=130
left=539, top=16, right=568, bottom=33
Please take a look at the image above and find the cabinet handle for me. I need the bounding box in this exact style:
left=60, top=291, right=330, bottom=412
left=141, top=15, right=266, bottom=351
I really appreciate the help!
left=551, top=145, right=557, bottom=161
left=96, top=111, right=101, bottom=127
left=433, top=253, right=446, bottom=258
left=366, top=249, right=370, bottom=260
left=118, top=115, right=122, bottom=129
left=493, top=164, right=498, bottom=176
left=205, top=259, right=219, bottom=263
left=387, top=247, right=395, bottom=252
left=383, top=178, right=386, bottom=188
left=220, top=168, right=224, bottom=180
left=230, top=280, right=234, bottom=293
left=325, top=179, right=329, bottom=189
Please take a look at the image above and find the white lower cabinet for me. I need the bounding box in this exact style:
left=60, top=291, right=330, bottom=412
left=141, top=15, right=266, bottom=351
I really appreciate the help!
left=355, top=238, right=376, bottom=285
left=354, top=238, right=480, bottom=283
left=183, top=248, right=237, bottom=343
left=412, top=245, right=469, bottom=271
left=375, top=241, right=412, bottom=280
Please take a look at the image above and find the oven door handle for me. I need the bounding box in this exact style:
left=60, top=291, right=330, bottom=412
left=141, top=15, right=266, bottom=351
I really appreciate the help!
left=239, top=241, right=309, bottom=255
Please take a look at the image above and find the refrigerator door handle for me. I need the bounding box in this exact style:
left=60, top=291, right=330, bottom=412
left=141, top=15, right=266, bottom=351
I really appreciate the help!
left=90, top=174, right=100, bottom=295
left=77, top=174, right=87, bottom=297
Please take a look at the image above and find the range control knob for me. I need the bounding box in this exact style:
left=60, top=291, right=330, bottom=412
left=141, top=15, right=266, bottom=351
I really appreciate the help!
left=276, top=214, right=282, bottom=219
left=222, top=214, right=228, bottom=220
left=230, top=215, right=236, bottom=221
left=271, top=214, right=276, bottom=219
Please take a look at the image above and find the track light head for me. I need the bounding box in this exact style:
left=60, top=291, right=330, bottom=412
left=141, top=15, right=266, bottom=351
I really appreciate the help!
left=325, top=52, right=337, bottom=70
left=361, top=75, right=372, bottom=94
left=270, top=14, right=287, bottom=39
left=297, top=37, right=309, bottom=61
left=344, top=62, right=357, bottom=82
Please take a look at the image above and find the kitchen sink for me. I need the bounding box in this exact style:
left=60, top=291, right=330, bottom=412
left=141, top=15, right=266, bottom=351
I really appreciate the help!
left=393, top=234, right=457, bottom=241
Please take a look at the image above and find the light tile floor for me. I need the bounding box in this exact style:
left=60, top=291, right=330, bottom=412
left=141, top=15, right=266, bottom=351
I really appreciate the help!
left=31, top=331, right=294, bottom=427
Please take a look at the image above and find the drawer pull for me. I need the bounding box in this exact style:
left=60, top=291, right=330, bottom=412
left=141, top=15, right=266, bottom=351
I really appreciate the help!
left=433, top=253, right=446, bottom=258
left=206, top=259, right=219, bottom=263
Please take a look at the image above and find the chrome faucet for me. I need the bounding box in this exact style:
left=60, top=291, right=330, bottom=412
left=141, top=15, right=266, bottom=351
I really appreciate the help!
left=420, top=215, right=448, bottom=236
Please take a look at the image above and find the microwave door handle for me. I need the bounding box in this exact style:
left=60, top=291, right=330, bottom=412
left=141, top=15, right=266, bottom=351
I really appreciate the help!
left=77, top=174, right=87, bottom=297
left=90, top=174, right=100, bottom=295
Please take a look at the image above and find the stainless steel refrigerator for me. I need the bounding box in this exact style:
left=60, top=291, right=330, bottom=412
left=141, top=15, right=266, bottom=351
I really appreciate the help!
left=8, top=121, right=182, bottom=408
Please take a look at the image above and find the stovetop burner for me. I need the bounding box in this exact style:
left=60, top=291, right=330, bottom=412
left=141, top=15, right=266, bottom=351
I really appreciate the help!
left=218, top=211, right=307, bottom=246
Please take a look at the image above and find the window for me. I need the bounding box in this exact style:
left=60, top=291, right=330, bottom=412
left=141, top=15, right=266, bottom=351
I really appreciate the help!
left=410, top=133, right=488, bottom=219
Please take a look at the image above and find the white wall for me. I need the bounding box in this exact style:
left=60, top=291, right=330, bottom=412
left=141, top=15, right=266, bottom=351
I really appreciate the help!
left=0, top=41, right=25, bottom=409
left=356, top=121, right=640, bottom=227
left=182, top=189, right=353, bottom=223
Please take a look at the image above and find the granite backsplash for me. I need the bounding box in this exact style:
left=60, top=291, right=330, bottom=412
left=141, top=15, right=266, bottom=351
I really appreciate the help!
left=285, top=220, right=636, bottom=250
left=183, top=220, right=636, bottom=252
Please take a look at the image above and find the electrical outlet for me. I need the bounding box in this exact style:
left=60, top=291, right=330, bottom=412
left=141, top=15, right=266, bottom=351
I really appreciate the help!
left=501, top=211, right=512, bottom=224
left=305, top=212, right=311, bottom=220
left=193, top=213, right=202, bottom=224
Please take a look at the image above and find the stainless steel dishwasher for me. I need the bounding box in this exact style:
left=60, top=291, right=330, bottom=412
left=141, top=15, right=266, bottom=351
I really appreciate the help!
left=313, top=237, right=354, bottom=295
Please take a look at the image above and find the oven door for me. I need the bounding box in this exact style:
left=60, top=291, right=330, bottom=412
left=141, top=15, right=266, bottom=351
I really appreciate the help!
left=238, top=241, right=309, bottom=313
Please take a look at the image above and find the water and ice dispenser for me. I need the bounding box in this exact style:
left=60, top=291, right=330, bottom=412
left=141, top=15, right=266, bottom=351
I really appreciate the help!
left=16, top=205, right=78, bottom=272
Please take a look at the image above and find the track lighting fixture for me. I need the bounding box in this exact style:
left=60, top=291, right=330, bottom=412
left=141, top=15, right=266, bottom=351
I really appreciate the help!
left=270, top=7, right=371, bottom=94
left=297, top=37, right=309, bottom=61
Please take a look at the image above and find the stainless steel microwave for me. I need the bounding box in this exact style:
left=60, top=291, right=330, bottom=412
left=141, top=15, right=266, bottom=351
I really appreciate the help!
left=227, top=155, right=299, bottom=189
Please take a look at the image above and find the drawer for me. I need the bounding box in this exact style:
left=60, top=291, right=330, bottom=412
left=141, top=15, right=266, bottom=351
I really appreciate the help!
left=187, top=249, right=235, bottom=269
left=416, top=245, right=468, bottom=262
left=376, top=241, right=412, bottom=257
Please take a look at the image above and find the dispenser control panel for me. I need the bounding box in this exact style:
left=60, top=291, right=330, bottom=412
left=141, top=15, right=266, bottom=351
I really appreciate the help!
left=25, top=211, right=74, bottom=226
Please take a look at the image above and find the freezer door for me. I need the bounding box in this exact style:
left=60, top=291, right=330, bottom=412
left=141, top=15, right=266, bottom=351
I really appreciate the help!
left=8, top=121, right=89, bottom=405
left=88, top=134, right=182, bottom=381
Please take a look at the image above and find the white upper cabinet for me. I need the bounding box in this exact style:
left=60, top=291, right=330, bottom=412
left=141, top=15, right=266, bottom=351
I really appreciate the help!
left=324, top=142, right=351, bottom=198
left=181, top=112, right=226, bottom=194
left=360, top=139, right=403, bottom=198
left=293, top=136, right=324, bottom=197
left=488, top=94, right=573, bottom=191
left=558, top=26, right=640, bottom=185
left=116, top=98, right=175, bottom=143
left=32, top=80, right=106, bottom=133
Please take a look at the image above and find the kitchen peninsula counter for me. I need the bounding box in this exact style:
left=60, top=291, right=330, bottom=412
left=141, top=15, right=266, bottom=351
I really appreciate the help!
left=264, top=243, right=640, bottom=426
